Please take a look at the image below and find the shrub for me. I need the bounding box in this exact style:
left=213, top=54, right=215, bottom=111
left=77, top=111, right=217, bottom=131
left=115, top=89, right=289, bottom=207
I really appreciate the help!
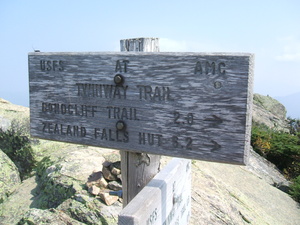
left=0, top=119, right=36, bottom=180
left=251, top=123, right=271, bottom=156
left=35, top=156, right=51, bottom=177
left=289, top=175, right=300, bottom=202
left=252, top=122, right=300, bottom=203
left=267, top=131, right=300, bottom=178
left=251, top=123, right=300, bottom=180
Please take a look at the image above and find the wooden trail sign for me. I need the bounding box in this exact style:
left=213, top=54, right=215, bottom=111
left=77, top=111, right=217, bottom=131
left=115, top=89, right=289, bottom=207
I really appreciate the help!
left=28, top=52, right=254, bottom=164
left=118, top=158, right=191, bottom=225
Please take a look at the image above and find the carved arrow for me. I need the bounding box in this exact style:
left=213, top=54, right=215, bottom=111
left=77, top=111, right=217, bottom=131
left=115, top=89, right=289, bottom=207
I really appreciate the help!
left=204, top=115, right=223, bottom=125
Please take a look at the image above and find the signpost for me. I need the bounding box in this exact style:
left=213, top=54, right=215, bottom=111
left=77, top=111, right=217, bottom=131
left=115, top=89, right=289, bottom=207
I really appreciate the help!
left=28, top=38, right=254, bottom=224
left=118, top=158, right=191, bottom=225
left=119, top=38, right=161, bottom=207
left=28, top=52, right=254, bottom=165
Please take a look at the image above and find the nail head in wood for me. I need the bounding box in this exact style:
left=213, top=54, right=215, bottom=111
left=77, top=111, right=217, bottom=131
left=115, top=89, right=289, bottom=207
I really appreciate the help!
left=116, top=120, right=126, bottom=131
left=114, top=74, right=124, bottom=85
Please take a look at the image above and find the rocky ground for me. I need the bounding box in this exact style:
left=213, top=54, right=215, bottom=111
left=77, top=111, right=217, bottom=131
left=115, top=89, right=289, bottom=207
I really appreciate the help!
left=1, top=145, right=123, bottom=224
left=190, top=149, right=299, bottom=224
left=0, top=95, right=300, bottom=225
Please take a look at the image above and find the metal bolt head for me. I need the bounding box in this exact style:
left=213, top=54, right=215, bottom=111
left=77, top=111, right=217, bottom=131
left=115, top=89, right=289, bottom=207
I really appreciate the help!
left=116, top=121, right=126, bottom=131
left=114, top=74, right=124, bottom=85
left=214, top=81, right=222, bottom=89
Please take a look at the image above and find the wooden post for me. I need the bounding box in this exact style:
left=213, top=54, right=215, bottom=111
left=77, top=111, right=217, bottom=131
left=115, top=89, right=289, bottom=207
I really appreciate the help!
left=119, top=158, right=191, bottom=225
left=120, top=38, right=161, bottom=207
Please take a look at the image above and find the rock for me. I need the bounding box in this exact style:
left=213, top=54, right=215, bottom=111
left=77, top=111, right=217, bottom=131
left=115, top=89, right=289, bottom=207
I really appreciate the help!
left=99, top=192, right=119, bottom=206
left=35, top=147, right=106, bottom=208
left=0, top=115, right=11, bottom=131
left=103, top=151, right=121, bottom=163
left=57, top=149, right=105, bottom=182
left=274, top=181, right=290, bottom=193
left=102, top=166, right=118, bottom=181
left=252, top=93, right=289, bottom=131
left=109, top=190, right=123, bottom=198
left=58, top=196, right=121, bottom=224
left=117, top=174, right=122, bottom=181
left=74, top=193, right=121, bottom=224
left=88, top=185, right=101, bottom=196
left=247, top=147, right=291, bottom=191
left=0, top=98, right=29, bottom=115
left=190, top=157, right=300, bottom=225
left=74, top=193, right=94, bottom=204
left=57, top=199, right=103, bottom=224
left=102, top=161, right=112, bottom=167
left=86, top=171, right=108, bottom=189
left=0, top=176, right=41, bottom=224
left=108, top=181, right=122, bottom=191
left=110, top=161, right=121, bottom=170
left=111, top=167, right=121, bottom=176
left=45, top=165, right=56, bottom=174
left=110, top=161, right=121, bottom=176
left=254, top=94, right=286, bottom=120
left=18, top=208, right=84, bottom=225
left=0, top=149, right=21, bottom=203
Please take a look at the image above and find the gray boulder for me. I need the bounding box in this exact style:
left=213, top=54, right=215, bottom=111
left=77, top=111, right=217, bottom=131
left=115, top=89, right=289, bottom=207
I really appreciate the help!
left=252, top=93, right=289, bottom=131
left=0, top=149, right=21, bottom=204
left=35, top=147, right=106, bottom=209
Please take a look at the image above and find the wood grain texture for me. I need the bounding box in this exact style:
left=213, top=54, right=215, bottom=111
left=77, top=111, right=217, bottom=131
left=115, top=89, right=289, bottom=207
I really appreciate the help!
left=28, top=52, right=254, bottom=165
left=120, top=151, right=161, bottom=207
left=120, top=37, right=161, bottom=207
left=118, top=158, right=191, bottom=225
left=120, top=38, right=159, bottom=52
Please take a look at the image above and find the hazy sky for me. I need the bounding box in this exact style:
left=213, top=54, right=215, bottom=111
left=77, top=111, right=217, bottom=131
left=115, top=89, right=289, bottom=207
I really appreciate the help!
left=1, top=0, right=300, bottom=107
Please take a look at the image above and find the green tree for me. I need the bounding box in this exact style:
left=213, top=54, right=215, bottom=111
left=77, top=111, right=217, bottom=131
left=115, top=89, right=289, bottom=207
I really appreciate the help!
left=0, top=119, right=36, bottom=180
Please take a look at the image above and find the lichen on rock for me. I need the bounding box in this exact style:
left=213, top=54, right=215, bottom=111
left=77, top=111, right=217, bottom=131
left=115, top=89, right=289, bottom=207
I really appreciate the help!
left=57, top=199, right=105, bottom=224
left=252, top=93, right=289, bottom=131
left=34, top=148, right=106, bottom=209
left=0, top=149, right=21, bottom=204
left=18, top=208, right=85, bottom=225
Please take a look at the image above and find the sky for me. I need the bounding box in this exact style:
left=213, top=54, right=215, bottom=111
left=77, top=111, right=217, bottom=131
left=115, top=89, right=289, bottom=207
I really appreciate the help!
left=1, top=0, right=300, bottom=117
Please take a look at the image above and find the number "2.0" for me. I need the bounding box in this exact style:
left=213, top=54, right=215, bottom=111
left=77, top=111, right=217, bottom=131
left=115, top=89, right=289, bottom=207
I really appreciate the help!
left=174, top=111, right=194, bottom=125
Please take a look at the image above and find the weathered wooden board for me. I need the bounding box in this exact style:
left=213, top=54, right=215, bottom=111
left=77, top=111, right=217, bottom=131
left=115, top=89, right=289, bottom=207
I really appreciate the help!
left=118, top=158, right=191, bottom=225
left=28, top=52, right=254, bottom=164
